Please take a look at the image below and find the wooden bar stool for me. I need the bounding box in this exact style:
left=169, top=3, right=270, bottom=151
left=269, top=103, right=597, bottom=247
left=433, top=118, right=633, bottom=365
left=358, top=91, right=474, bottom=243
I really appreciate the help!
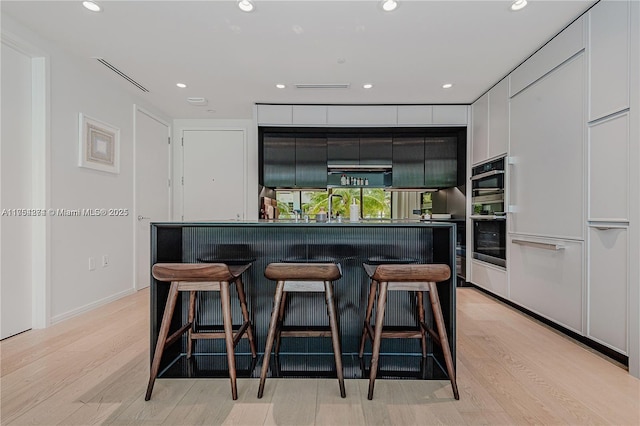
left=146, top=263, right=257, bottom=401
left=257, top=262, right=346, bottom=399
left=359, top=263, right=459, bottom=400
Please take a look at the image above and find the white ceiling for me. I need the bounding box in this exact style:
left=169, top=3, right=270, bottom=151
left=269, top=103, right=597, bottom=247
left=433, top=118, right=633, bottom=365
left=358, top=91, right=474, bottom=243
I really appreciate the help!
left=1, top=0, right=597, bottom=119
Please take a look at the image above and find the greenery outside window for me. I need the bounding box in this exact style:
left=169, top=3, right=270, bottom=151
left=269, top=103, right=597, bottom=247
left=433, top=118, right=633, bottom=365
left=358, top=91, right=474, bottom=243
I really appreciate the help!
left=276, top=189, right=391, bottom=219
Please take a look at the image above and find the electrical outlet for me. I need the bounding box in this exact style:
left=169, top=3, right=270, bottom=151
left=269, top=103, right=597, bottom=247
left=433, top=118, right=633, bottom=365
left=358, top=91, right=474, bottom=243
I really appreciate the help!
left=102, top=255, right=109, bottom=267
left=89, top=257, right=96, bottom=271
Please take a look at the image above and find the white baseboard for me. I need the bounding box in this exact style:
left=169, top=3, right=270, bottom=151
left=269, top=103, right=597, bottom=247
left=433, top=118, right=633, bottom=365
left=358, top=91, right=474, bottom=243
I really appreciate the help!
left=50, top=288, right=136, bottom=325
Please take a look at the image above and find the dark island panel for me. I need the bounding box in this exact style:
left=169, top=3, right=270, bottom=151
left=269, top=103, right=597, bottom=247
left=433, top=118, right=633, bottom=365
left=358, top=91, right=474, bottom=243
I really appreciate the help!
left=150, top=221, right=456, bottom=380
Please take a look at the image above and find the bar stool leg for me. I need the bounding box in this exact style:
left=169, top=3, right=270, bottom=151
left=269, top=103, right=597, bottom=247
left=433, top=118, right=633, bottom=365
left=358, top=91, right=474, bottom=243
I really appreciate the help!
left=258, top=280, right=285, bottom=398
left=324, top=281, right=346, bottom=398
left=368, top=281, right=388, bottom=400
left=417, top=291, right=427, bottom=358
left=220, top=281, right=238, bottom=400
left=359, top=278, right=378, bottom=358
left=428, top=282, right=459, bottom=400
left=274, top=292, right=287, bottom=356
left=235, top=277, right=257, bottom=358
left=145, top=282, right=180, bottom=401
left=187, top=291, right=197, bottom=359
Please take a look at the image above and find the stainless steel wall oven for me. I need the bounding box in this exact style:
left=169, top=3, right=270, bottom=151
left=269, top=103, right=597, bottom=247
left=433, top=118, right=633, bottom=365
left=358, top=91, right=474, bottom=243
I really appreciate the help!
left=470, top=157, right=506, bottom=267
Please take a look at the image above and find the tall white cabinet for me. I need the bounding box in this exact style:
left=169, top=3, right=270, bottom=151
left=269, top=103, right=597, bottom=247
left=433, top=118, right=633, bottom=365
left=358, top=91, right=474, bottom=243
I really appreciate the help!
left=469, top=0, right=639, bottom=375
left=586, top=0, right=632, bottom=355
left=507, top=20, right=586, bottom=332
left=509, top=54, right=585, bottom=240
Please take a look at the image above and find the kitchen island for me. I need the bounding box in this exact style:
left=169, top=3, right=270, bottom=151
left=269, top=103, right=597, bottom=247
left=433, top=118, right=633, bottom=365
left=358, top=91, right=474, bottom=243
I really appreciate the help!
left=150, top=220, right=456, bottom=381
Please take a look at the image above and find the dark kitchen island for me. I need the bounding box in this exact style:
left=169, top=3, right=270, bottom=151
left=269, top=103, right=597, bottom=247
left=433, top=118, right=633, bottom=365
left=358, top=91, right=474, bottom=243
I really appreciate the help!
left=150, top=220, right=456, bottom=382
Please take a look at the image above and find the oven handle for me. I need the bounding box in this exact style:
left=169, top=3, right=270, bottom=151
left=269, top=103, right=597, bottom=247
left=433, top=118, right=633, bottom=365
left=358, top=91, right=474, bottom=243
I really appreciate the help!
left=512, top=239, right=565, bottom=251
left=470, top=169, right=505, bottom=181
left=470, top=215, right=506, bottom=220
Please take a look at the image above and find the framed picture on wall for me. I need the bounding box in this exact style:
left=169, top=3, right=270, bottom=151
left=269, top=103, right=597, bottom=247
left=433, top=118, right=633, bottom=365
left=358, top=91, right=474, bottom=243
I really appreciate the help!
left=78, top=113, right=120, bottom=174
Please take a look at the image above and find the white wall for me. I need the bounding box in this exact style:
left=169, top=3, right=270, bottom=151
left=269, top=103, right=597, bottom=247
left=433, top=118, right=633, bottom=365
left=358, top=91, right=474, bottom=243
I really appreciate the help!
left=628, top=0, right=640, bottom=379
left=1, top=16, right=170, bottom=324
left=172, top=119, right=258, bottom=221
left=0, top=40, right=33, bottom=338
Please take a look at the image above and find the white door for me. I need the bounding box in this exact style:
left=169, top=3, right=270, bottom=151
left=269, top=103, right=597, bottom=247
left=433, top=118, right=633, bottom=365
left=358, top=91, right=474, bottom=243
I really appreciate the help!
left=182, top=130, right=245, bottom=221
left=1, top=42, right=33, bottom=339
left=134, top=107, right=170, bottom=290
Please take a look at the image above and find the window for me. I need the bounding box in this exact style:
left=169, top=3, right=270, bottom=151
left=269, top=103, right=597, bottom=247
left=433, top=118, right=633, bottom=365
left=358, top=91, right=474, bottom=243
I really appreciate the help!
left=276, top=188, right=391, bottom=219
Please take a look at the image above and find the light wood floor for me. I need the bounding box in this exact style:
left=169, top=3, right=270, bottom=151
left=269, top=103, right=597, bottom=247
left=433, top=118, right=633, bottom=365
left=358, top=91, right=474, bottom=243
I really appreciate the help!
left=1, top=287, right=639, bottom=425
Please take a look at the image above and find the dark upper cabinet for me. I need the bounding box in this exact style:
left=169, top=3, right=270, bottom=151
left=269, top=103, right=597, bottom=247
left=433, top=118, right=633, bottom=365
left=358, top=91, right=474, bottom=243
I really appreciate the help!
left=392, top=134, right=425, bottom=187
left=424, top=135, right=457, bottom=188
left=263, top=133, right=295, bottom=188
left=327, top=135, right=359, bottom=165
left=295, top=134, right=327, bottom=188
left=262, top=127, right=465, bottom=189
left=360, top=134, right=392, bottom=165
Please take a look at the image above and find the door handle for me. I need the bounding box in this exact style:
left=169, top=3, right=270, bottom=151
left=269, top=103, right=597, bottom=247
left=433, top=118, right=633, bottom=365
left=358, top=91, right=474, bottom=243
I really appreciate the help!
left=138, top=215, right=150, bottom=221
left=512, top=239, right=565, bottom=251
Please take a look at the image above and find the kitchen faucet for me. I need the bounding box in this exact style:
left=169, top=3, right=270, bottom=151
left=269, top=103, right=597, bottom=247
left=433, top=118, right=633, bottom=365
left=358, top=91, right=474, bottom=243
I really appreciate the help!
left=328, top=194, right=343, bottom=222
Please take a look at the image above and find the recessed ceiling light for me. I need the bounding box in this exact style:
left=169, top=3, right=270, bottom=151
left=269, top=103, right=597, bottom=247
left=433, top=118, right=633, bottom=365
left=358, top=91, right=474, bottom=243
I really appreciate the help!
left=442, top=83, right=453, bottom=89
left=238, top=0, right=254, bottom=12
left=363, top=84, right=373, bottom=89
left=176, top=83, right=187, bottom=88
left=382, top=0, right=398, bottom=12
left=82, top=1, right=101, bottom=12
left=276, top=84, right=286, bottom=89
left=511, top=0, right=528, bottom=11
left=206, top=109, right=216, bottom=113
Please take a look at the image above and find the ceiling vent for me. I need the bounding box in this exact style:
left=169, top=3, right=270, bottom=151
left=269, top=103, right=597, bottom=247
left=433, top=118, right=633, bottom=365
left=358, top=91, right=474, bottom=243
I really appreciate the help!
left=95, top=58, right=149, bottom=92
left=295, top=83, right=351, bottom=89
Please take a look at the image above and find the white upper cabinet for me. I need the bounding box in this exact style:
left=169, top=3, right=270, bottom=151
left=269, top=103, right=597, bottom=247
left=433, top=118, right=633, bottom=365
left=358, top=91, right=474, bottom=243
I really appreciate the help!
left=432, top=105, right=468, bottom=125
left=588, top=0, right=630, bottom=122
left=472, top=78, right=508, bottom=166
left=471, top=93, right=489, bottom=165
left=510, top=16, right=585, bottom=97
left=397, top=105, right=433, bottom=125
left=327, top=105, right=397, bottom=126
left=257, top=104, right=468, bottom=127
left=588, top=112, right=629, bottom=221
left=509, top=54, right=585, bottom=240
left=292, top=105, right=328, bottom=125
left=257, top=105, right=293, bottom=125
left=487, top=78, right=509, bottom=160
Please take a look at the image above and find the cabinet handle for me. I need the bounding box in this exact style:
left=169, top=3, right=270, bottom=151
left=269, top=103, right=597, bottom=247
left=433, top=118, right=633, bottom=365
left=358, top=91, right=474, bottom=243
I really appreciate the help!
left=588, top=220, right=628, bottom=230
left=592, top=226, right=626, bottom=231
left=512, top=239, right=565, bottom=251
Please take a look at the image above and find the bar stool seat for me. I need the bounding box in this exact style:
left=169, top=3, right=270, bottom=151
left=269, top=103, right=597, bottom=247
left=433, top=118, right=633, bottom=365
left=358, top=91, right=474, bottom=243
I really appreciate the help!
left=257, top=262, right=346, bottom=398
left=146, top=263, right=257, bottom=401
left=359, top=263, right=459, bottom=400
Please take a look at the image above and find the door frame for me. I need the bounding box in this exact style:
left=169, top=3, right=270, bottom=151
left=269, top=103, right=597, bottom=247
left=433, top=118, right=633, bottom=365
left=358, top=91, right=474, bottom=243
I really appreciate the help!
left=132, top=104, right=172, bottom=291
left=1, top=30, right=50, bottom=330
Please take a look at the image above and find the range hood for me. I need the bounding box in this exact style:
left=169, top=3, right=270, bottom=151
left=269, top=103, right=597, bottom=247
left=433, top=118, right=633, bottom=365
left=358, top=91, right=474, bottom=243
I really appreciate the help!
left=327, top=164, right=392, bottom=172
